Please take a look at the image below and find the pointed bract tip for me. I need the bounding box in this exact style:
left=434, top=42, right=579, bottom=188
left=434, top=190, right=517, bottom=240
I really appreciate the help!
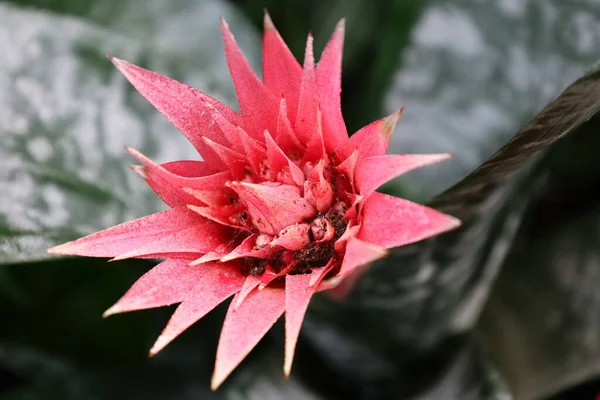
left=336, top=18, right=346, bottom=31
left=102, top=304, right=122, bottom=318
left=188, top=258, right=203, bottom=267
left=46, top=245, right=60, bottom=254
left=211, top=370, right=227, bottom=391
left=148, top=337, right=167, bottom=357
left=284, top=364, right=292, bottom=378
left=129, top=165, right=148, bottom=179
left=46, top=242, right=70, bottom=255
left=124, top=145, right=142, bottom=158
left=447, top=215, right=462, bottom=230
left=109, top=56, right=128, bottom=70
left=263, top=11, right=275, bottom=31
left=220, top=16, right=230, bottom=31
left=381, top=107, right=404, bottom=139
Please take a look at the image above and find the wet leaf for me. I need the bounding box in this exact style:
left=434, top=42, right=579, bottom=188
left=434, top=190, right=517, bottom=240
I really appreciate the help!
left=386, top=0, right=600, bottom=196
left=225, top=338, right=512, bottom=400
left=297, top=1, right=600, bottom=395
left=0, top=1, right=260, bottom=264
left=479, top=114, right=600, bottom=399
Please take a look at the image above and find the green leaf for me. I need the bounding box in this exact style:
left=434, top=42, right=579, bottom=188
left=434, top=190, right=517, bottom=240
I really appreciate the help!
left=305, top=63, right=600, bottom=381
left=224, top=338, right=512, bottom=400
left=295, top=1, right=600, bottom=395
left=385, top=0, right=600, bottom=196
left=0, top=1, right=260, bottom=264
left=0, top=258, right=158, bottom=364
left=0, top=343, right=222, bottom=400
left=479, top=114, right=600, bottom=399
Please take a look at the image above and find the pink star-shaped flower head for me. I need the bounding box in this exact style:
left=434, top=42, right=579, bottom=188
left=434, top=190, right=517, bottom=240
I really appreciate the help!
left=48, top=14, right=460, bottom=389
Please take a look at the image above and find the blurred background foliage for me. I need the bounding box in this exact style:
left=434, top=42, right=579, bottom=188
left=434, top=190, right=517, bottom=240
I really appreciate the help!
left=1, top=0, right=600, bottom=399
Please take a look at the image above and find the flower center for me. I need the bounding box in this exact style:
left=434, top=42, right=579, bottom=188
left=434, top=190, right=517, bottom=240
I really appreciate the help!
left=208, top=149, right=357, bottom=280
left=239, top=210, right=348, bottom=278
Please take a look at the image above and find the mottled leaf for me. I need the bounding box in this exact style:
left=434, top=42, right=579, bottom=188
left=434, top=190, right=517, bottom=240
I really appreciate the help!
left=479, top=115, right=600, bottom=399
left=0, top=1, right=260, bottom=264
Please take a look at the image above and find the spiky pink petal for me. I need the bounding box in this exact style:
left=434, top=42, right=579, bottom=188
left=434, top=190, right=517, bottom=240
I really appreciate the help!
left=189, top=243, right=236, bottom=266
left=284, top=266, right=331, bottom=376
left=110, top=57, right=238, bottom=168
left=111, top=215, right=232, bottom=261
left=324, top=267, right=364, bottom=301
left=262, top=13, right=303, bottom=125
left=259, top=266, right=282, bottom=288
left=187, top=204, right=250, bottom=230
left=132, top=162, right=203, bottom=208
left=294, top=35, right=318, bottom=142
left=335, top=149, right=358, bottom=191
left=149, top=262, right=245, bottom=355
left=264, top=131, right=304, bottom=186
left=184, top=187, right=231, bottom=208
left=316, top=19, right=347, bottom=148
left=345, top=108, right=403, bottom=159
left=339, top=237, right=387, bottom=277
left=212, top=286, right=286, bottom=390
left=221, top=19, right=278, bottom=141
left=355, top=153, right=452, bottom=196
left=334, top=222, right=360, bottom=251
left=303, top=161, right=333, bottom=212
left=203, top=101, right=246, bottom=154
left=302, top=110, right=327, bottom=164
left=359, top=192, right=461, bottom=249
left=276, top=98, right=303, bottom=155
left=220, top=234, right=276, bottom=262
left=202, top=137, right=247, bottom=169
left=237, top=127, right=268, bottom=178
left=234, top=274, right=262, bottom=308
left=103, top=259, right=203, bottom=317
left=127, top=147, right=231, bottom=191
left=156, top=160, right=216, bottom=177
left=48, top=208, right=205, bottom=258
left=227, top=182, right=315, bottom=235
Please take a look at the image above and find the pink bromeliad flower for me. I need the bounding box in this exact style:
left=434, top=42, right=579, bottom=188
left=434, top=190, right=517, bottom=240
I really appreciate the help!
left=49, top=15, right=460, bottom=389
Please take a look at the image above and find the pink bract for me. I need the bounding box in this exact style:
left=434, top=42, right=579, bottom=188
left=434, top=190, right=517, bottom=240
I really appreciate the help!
left=48, top=14, right=460, bottom=389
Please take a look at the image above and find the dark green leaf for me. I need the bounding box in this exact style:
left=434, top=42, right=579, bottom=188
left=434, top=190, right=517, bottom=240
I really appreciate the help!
left=479, top=114, right=600, bottom=399
left=0, top=343, right=222, bottom=400
left=0, top=258, right=157, bottom=363
left=225, top=338, right=512, bottom=400
left=296, top=1, right=600, bottom=395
